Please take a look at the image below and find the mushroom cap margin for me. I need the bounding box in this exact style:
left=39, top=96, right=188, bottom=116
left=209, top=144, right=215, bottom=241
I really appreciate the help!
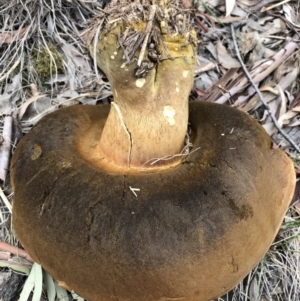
left=11, top=102, right=295, bottom=301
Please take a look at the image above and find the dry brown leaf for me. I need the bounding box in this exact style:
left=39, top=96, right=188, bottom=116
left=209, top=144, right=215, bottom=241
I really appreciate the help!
left=278, top=110, right=299, bottom=122
left=240, top=31, right=264, bottom=63
left=291, top=179, right=300, bottom=206
left=60, top=38, right=94, bottom=90
left=0, top=27, right=28, bottom=45
left=259, top=85, right=279, bottom=94
left=0, top=74, right=22, bottom=115
left=263, top=48, right=276, bottom=58
left=284, top=126, right=300, bottom=147
left=234, top=86, right=256, bottom=107
left=22, top=97, right=53, bottom=121
left=205, top=42, right=218, bottom=60
left=216, top=16, right=245, bottom=23
left=182, top=0, right=192, bottom=8
left=57, top=90, right=79, bottom=104
left=230, top=6, right=248, bottom=17
left=292, top=199, right=300, bottom=214
left=246, top=19, right=265, bottom=31
left=292, top=106, right=300, bottom=112
left=289, top=120, right=300, bottom=126
left=17, top=85, right=47, bottom=121
left=276, top=85, right=287, bottom=125
left=275, top=67, right=299, bottom=93
left=216, top=41, right=240, bottom=69
left=238, top=0, right=260, bottom=6
left=195, top=73, right=216, bottom=91
left=215, top=40, right=297, bottom=105
left=0, top=96, right=13, bottom=116
left=263, top=122, right=277, bottom=136
left=283, top=4, right=300, bottom=29
left=6, top=74, right=22, bottom=106
left=258, top=15, right=276, bottom=26
left=262, top=18, right=286, bottom=36
left=266, top=97, right=282, bottom=124
left=241, top=91, right=273, bottom=112
left=260, top=110, right=270, bottom=123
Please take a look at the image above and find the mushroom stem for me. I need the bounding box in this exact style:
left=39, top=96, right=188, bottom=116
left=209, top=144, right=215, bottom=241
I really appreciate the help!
left=91, top=21, right=196, bottom=170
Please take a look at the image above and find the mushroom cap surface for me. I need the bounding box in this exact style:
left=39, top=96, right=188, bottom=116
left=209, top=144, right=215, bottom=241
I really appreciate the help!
left=11, top=102, right=295, bottom=301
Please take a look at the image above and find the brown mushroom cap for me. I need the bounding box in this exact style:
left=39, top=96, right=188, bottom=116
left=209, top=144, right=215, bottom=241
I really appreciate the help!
left=11, top=101, right=295, bottom=301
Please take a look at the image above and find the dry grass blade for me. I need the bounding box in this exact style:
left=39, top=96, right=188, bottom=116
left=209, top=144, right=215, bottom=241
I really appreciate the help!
left=1, top=0, right=300, bottom=301
left=0, top=117, right=13, bottom=182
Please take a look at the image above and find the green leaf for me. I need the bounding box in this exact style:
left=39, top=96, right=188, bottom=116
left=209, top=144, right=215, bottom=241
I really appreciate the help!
left=18, top=262, right=41, bottom=301
left=32, top=263, right=43, bottom=301
left=71, top=290, right=85, bottom=301
left=55, top=282, right=69, bottom=301
left=0, top=260, right=31, bottom=275
left=43, top=270, right=56, bottom=301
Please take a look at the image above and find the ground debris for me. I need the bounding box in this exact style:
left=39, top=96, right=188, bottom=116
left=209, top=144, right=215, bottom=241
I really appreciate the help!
left=0, top=0, right=300, bottom=300
left=0, top=272, right=24, bottom=301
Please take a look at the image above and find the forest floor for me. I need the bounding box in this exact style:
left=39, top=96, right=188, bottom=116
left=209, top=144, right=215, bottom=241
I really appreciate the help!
left=0, top=0, right=300, bottom=301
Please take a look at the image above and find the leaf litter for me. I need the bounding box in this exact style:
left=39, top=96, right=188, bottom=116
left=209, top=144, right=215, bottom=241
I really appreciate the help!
left=0, top=0, right=300, bottom=300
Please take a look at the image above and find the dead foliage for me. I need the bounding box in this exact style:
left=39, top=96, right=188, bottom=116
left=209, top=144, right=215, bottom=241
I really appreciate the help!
left=0, top=0, right=299, bottom=301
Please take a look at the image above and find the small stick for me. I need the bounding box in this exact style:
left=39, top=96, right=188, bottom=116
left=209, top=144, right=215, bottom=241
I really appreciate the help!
left=93, top=19, right=104, bottom=80
left=129, top=186, right=140, bottom=197
left=0, top=116, right=13, bottom=182
left=260, top=0, right=291, bottom=12
left=137, top=5, right=156, bottom=67
left=0, top=187, right=11, bottom=213
left=0, top=242, right=34, bottom=263
left=231, top=24, right=300, bottom=153
left=248, top=0, right=282, bottom=12
left=117, top=33, right=130, bottom=63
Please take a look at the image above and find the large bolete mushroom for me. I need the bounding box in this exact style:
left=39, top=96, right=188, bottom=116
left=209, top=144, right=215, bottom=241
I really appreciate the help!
left=11, top=2, right=295, bottom=301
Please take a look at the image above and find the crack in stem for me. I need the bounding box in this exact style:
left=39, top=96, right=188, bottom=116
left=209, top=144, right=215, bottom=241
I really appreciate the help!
left=111, top=101, right=133, bottom=167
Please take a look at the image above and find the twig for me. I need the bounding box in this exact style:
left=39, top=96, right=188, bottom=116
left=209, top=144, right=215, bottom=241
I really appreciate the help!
left=129, top=186, right=140, bottom=197
left=137, top=5, right=156, bottom=67
left=260, top=0, right=292, bottom=12
left=128, top=33, right=145, bottom=61
left=231, top=24, right=300, bottom=153
left=117, top=33, right=130, bottom=63
left=0, top=187, right=12, bottom=213
left=93, top=20, right=104, bottom=80
left=263, top=35, right=300, bottom=42
left=0, top=242, right=34, bottom=263
left=0, top=116, right=13, bottom=182
left=248, top=0, right=282, bottom=12
left=194, top=62, right=216, bottom=74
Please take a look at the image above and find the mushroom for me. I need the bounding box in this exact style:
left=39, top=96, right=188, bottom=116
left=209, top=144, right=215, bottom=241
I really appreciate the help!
left=11, top=2, right=295, bottom=301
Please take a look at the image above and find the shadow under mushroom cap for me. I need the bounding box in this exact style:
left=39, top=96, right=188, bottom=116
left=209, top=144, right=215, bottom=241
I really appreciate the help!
left=11, top=101, right=295, bottom=301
